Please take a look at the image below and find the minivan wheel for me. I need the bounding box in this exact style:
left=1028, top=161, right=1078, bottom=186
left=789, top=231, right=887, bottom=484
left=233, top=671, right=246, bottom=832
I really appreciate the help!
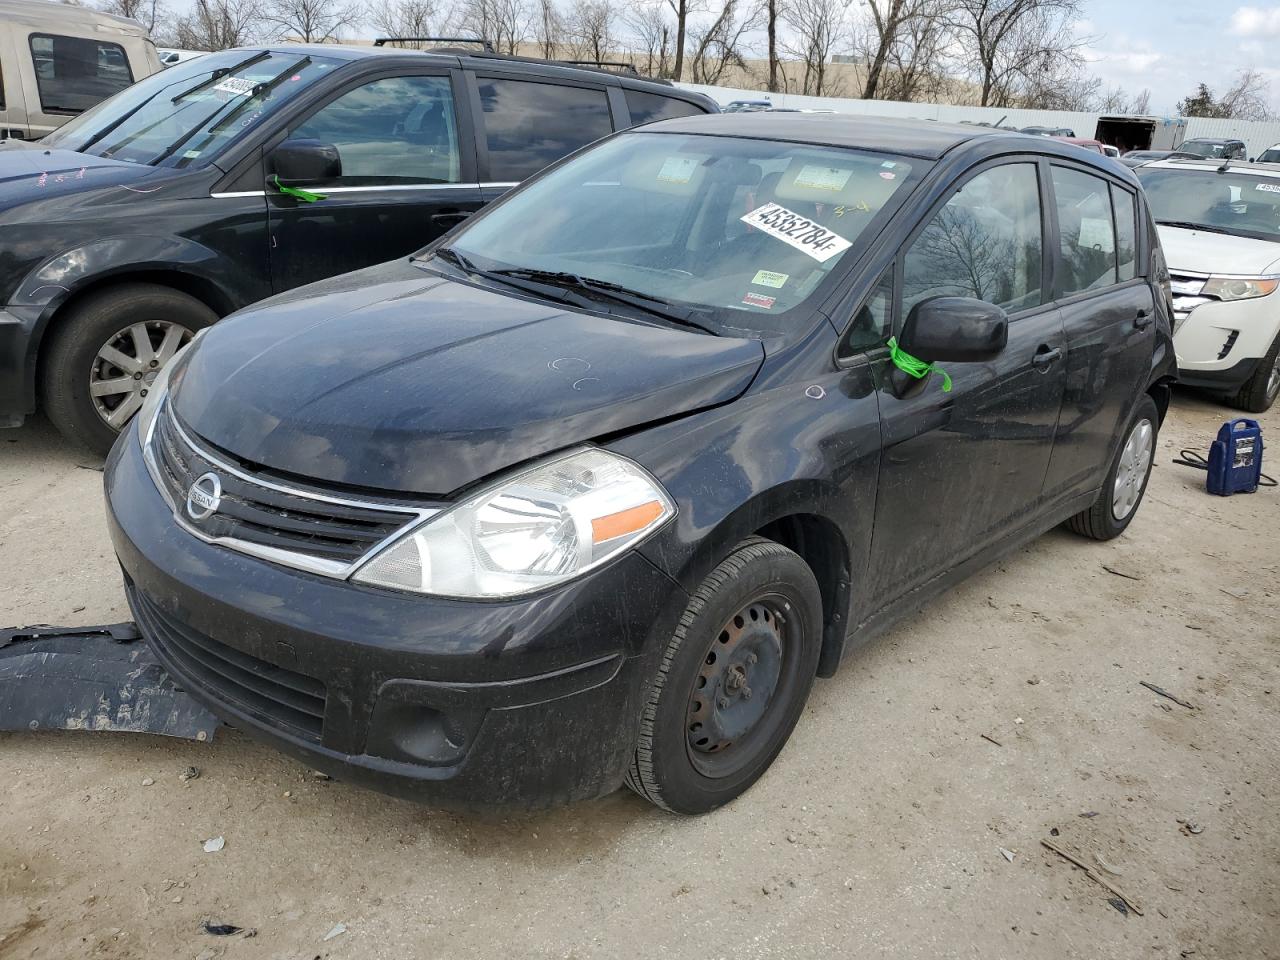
left=1229, top=333, right=1280, bottom=413
left=1066, top=394, right=1160, bottom=541
left=41, top=284, right=217, bottom=456
left=626, top=536, right=822, bottom=814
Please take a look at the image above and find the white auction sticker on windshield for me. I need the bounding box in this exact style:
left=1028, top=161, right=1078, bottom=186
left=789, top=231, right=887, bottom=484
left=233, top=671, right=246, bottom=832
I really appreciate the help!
left=1257, top=182, right=1280, bottom=193
left=213, top=76, right=257, bottom=97
left=794, top=165, right=852, bottom=192
left=657, top=156, right=698, bottom=184
left=740, top=203, right=853, bottom=263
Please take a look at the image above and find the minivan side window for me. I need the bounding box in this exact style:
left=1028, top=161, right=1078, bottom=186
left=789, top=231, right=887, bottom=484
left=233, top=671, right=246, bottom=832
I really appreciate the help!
left=29, top=34, right=133, bottom=115
left=291, top=75, right=460, bottom=185
left=902, top=162, right=1044, bottom=317
left=1111, top=185, right=1138, bottom=282
left=1051, top=167, right=1117, bottom=296
left=624, top=90, right=705, bottom=125
left=477, top=78, right=612, bottom=182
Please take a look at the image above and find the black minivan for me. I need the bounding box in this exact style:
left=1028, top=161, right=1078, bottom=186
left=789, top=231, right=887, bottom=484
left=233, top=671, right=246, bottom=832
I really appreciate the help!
left=0, top=43, right=714, bottom=451
left=105, top=115, right=1177, bottom=814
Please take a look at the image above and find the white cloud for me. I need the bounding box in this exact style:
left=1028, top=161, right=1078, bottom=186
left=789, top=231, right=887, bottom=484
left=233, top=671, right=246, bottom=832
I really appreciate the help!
left=1229, top=6, right=1280, bottom=36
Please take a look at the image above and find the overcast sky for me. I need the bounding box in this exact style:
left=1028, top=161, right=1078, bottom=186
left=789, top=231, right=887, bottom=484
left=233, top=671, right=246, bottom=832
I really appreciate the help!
left=1080, top=3, right=1280, bottom=113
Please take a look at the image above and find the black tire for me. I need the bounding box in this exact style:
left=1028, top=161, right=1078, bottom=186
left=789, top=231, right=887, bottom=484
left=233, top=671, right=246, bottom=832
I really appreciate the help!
left=40, top=284, right=217, bottom=456
left=1229, top=333, right=1280, bottom=414
left=1066, top=394, right=1160, bottom=541
left=626, top=536, right=823, bottom=814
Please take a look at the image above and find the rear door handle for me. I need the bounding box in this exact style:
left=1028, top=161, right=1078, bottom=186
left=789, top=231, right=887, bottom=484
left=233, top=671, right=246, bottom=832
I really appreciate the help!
left=1134, top=309, right=1153, bottom=330
left=1031, top=345, right=1062, bottom=369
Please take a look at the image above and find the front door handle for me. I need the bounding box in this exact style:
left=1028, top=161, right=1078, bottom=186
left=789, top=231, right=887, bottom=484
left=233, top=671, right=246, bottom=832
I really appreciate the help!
left=431, top=211, right=473, bottom=227
left=1134, top=309, right=1153, bottom=330
left=1031, top=345, right=1062, bottom=369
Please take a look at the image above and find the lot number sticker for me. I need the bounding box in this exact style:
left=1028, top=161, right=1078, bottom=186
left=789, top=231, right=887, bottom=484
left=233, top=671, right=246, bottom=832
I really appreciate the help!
left=213, top=77, right=257, bottom=97
left=1256, top=182, right=1280, bottom=194
left=741, top=202, right=853, bottom=262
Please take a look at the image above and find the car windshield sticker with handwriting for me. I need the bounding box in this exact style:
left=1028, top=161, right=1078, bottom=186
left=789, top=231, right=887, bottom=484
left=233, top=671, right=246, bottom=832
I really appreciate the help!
left=657, top=157, right=698, bottom=184
left=752, top=270, right=788, bottom=288
left=794, top=165, right=852, bottom=192
left=740, top=203, right=853, bottom=263
left=213, top=76, right=257, bottom=98
left=1256, top=182, right=1280, bottom=194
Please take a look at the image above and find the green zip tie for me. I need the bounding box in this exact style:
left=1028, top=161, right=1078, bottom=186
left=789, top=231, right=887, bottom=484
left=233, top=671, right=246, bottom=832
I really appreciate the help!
left=887, top=336, right=952, bottom=393
left=270, top=175, right=326, bottom=203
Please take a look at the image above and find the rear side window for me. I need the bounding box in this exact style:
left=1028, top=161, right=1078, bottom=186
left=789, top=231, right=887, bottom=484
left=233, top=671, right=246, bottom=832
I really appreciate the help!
left=902, top=162, right=1044, bottom=316
left=29, top=34, right=133, bottom=115
left=291, top=75, right=460, bottom=185
left=477, top=78, right=612, bottom=182
left=624, top=89, right=705, bottom=126
left=1111, top=185, right=1138, bottom=282
left=1051, top=167, right=1117, bottom=296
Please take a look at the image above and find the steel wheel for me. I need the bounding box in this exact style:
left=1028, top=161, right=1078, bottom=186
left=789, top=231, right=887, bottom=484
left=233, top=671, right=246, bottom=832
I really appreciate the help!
left=685, top=595, right=790, bottom=779
left=89, top=320, right=193, bottom=430
left=1111, top=417, right=1154, bottom=521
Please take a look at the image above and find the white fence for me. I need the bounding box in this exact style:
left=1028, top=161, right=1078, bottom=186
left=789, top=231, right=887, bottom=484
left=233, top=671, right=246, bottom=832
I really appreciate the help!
left=675, top=82, right=1280, bottom=159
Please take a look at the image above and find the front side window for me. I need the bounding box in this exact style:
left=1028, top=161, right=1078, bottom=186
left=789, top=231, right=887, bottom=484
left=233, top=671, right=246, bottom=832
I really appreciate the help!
left=42, top=50, right=343, bottom=167
left=1259, top=147, right=1280, bottom=164
left=478, top=78, right=612, bottom=182
left=444, top=132, right=922, bottom=335
left=1052, top=166, right=1118, bottom=296
left=291, top=75, right=460, bottom=185
left=1136, top=167, right=1280, bottom=243
left=902, top=162, right=1043, bottom=317
left=29, top=34, right=133, bottom=115
left=624, top=90, right=705, bottom=126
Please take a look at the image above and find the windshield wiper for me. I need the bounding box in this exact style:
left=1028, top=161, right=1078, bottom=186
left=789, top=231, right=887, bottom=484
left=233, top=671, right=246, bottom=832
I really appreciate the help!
left=491, top=268, right=718, bottom=334
left=430, top=247, right=596, bottom=309
left=170, top=50, right=272, bottom=103
left=1156, top=219, right=1236, bottom=235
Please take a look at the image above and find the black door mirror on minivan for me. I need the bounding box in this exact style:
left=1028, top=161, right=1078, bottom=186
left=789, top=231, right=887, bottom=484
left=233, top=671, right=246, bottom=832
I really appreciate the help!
left=899, top=297, right=1009, bottom=363
left=271, top=139, right=341, bottom=183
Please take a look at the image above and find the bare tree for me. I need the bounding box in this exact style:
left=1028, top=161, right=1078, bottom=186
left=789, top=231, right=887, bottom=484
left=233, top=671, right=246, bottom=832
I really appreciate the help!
left=368, top=0, right=438, bottom=46
left=98, top=0, right=168, bottom=33
left=782, top=0, right=851, bottom=96
left=534, top=0, right=561, bottom=57
left=1128, top=88, right=1151, bottom=115
left=664, top=0, right=698, bottom=81
left=451, top=0, right=532, bottom=53
left=688, top=0, right=760, bottom=85
left=1220, top=68, right=1274, bottom=121
left=564, top=0, right=618, bottom=63
left=626, top=1, right=674, bottom=77
left=764, top=0, right=782, bottom=92
left=874, top=1, right=946, bottom=101
left=173, top=0, right=263, bottom=49
left=262, top=0, right=360, bottom=41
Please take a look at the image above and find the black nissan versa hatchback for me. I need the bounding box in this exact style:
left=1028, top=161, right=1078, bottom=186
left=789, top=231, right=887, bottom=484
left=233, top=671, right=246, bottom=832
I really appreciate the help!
left=0, top=42, right=714, bottom=452
left=105, top=115, right=1177, bottom=814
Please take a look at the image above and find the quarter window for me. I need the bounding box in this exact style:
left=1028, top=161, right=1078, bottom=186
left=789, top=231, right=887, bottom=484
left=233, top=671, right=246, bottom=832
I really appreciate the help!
left=624, top=90, right=705, bottom=126
left=1051, top=167, right=1117, bottom=296
left=1112, top=185, right=1138, bottom=282
left=841, top=268, right=894, bottom=357
left=291, top=75, right=460, bottom=185
left=478, top=78, right=612, bottom=182
left=902, top=162, right=1044, bottom=316
left=29, top=34, right=133, bottom=115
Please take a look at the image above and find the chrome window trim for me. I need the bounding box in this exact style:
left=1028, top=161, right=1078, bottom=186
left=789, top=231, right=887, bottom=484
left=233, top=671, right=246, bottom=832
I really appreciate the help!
left=211, top=182, right=515, bottom=198
left=143, top=403, right=437, bottom=580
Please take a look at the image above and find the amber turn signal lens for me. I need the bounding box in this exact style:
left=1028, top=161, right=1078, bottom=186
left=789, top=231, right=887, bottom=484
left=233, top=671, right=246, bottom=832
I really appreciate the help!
left=591, top=500, right=665, bottom=543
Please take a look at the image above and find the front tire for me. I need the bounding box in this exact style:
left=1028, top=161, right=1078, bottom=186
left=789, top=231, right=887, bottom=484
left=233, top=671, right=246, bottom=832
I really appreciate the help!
left=1229, top=332, right=1280, bottom=413
left=626, top=537, right=822, bottom=814
left=1066, top=394, right=1159, bottom=541
left=40, top=284, right=217, bottom=456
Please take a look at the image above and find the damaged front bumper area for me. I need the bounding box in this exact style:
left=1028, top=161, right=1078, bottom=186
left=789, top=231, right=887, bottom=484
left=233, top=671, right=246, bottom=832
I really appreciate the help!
left=104, top=428, right=689, bottom=808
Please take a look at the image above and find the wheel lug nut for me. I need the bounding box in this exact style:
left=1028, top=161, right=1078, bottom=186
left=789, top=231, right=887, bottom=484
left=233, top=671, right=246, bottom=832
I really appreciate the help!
left=742, top=687, right=752, bottom=700
left=140, top=388, right=148, bottom=397
left=150, top=360, right=158, bottom=367
left=748, top=653, right=757, bottom=665
left=133, top=372, right=143, bottom=380
left=717, top=696, right=729, bottom=709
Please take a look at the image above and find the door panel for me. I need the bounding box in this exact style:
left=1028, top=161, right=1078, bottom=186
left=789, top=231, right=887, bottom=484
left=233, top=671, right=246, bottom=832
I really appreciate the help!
left=267, top=72, right=482, bottom=292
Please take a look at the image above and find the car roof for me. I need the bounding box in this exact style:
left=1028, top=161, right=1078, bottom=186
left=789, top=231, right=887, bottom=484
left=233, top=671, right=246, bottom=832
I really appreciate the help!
left=637, top=112, right=1127, bottom=165
left=0, top=0, right=148, bottom=32
left=1140, top=157, right=1280, bottom=178
left=1182, top=137, right=1243, bottom=145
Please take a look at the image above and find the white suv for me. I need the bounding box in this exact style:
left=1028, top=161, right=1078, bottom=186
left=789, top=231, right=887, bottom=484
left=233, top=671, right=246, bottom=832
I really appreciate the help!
left=1137, top=158, right=1280, bottom=411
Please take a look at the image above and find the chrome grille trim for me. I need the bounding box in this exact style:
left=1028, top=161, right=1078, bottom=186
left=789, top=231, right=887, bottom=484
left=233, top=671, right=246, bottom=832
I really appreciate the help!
left=142, top=403, right=437, bottom=579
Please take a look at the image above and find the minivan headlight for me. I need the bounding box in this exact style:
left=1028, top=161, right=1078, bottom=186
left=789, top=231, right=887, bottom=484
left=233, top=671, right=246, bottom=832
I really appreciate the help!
left=350, top=448, right=675, bottom=598
left=1202, top=276, right=1280, bottom=301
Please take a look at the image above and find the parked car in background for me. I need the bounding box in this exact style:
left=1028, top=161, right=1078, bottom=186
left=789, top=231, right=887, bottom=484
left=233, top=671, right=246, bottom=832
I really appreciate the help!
left=723, top=99, right=772, bottom=112
left=106, top=115, right=1174, bottom=813
left=1021, top=125, right=1075, bottom=137
left=1258, top=142, right=1280, bottom=164
left=1101, top=145, right=1121, bottom=158
left=0, top=43, right=716, bottom=451
left=0, top=0, right=161, bottom=140
left=157, top=48, right=207, bottom=67
left=1177, top=138, right=1248, bottom=161
left=1136, top=158, right=1280, bottom=411
left=1121, top=149, right=1200, bottom=168
left=1053, top=136, right=1107, bottom=154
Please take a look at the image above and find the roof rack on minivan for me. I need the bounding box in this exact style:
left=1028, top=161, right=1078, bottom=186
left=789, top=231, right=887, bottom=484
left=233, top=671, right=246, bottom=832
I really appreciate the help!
left=373, top=36, right=495, bottom=52
left=556, top=59, right=639, bottom=76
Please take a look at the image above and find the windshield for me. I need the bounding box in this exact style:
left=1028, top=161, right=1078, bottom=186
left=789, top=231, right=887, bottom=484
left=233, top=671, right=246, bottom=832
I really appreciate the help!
left=1260, top=148, right=1280, bottom=164
left=42, top=50, right=343, bottom=167
left=442, top=132, right=922, bottom=334
left=1137, top=167, right=1280, bottom=242
left=1177, top=141, right=1228, bottom=159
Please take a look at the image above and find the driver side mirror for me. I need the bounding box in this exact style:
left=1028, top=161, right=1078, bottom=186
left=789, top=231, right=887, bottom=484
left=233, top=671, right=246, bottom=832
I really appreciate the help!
left=900, top=297, right=1008, bottom=363
left=271, top=138, right=341, bottom=183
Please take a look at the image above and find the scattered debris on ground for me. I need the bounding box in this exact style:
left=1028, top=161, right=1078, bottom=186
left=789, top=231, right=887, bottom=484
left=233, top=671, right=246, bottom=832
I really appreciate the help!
left=1140, top=681, right=1196, bottom=710
left=1041, top=838, right=1143, bottom=916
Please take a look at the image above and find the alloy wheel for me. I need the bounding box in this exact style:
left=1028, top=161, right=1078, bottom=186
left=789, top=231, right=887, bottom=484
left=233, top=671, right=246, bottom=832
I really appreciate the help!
left=1111, top=417, right=1154, bottom=521
left=1267, top=352, right=1280, bottom=402
left=89, top=320, right=193, bottom=430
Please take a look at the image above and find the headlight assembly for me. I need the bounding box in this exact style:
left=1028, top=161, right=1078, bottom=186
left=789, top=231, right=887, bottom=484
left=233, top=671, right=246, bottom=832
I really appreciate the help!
left=350, top=448, right=675, bottom=598
left=1202, top=276, right=1280, bottom=301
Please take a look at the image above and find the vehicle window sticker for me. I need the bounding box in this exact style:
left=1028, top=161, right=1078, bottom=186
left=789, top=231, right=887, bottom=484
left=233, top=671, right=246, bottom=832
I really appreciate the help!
left=793, top=165, right=852, bottom=192
left=213, top=76, right=256, bottom=98
left=657, top=156, right=697, bottom=184
left=1077, top=217, right=1115, bottom=252
left=1256, top=182, right=1280, bottom=194
left=742, top=292, right=776, bottom=309
left=740, top=202, right=852, bottom=263
left=751, top=270, right=788, bottom=288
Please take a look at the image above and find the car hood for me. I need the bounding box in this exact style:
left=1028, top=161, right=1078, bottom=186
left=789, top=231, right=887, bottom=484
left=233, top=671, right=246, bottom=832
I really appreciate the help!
left=1156, top=224, right=1280, bottom=276
left=0, top=141, right=160, bottom=212
left=172, top=264, right=765, bottom=496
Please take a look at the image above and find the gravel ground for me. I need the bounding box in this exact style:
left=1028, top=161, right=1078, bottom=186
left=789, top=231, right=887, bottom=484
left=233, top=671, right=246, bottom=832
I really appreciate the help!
left=1, top=390, right=1277, bottom=960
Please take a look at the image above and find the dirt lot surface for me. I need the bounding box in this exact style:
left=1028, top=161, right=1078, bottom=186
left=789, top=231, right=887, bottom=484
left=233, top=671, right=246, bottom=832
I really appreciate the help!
left=1, top=392, right=1277, bottom=960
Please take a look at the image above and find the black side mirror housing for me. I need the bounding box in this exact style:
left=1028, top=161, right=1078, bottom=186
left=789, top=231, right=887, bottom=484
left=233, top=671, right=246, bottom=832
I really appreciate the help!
left=899, top=297, right=1009, bottom=363
left=271, top=139, right=341, bottom=183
